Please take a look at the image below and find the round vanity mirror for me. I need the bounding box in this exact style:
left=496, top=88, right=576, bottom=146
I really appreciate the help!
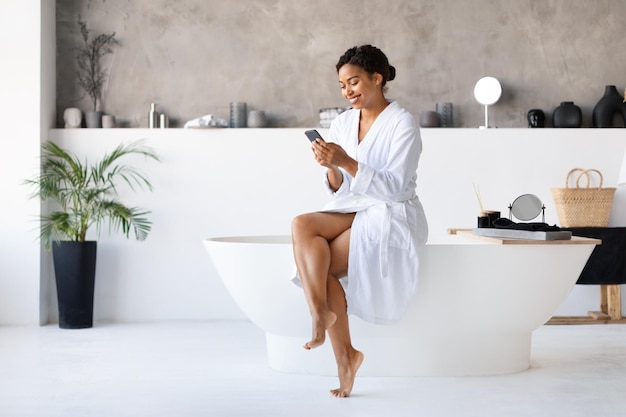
left=509, top=194, right=544, bottom=221
left=473, top=76, right=502, bottom=105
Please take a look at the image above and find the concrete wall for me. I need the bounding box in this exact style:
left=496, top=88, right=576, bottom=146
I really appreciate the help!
left=56, top=0, right=626, bottom=128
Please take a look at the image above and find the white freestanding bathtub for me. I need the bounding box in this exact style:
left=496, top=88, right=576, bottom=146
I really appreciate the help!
left=203, top=233, right=598, bottom=377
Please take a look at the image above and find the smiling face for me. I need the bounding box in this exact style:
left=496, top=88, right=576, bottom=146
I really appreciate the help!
left=338, top=64, right=384, bottom=110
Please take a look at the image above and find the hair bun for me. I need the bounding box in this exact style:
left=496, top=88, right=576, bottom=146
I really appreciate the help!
left=388, top=65, right=396, bottom=81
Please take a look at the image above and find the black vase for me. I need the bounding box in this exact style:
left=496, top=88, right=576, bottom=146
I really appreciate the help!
left=552, top=101, right=582, bottom=128
left=592, top=85, right=626, bottom=128
left=52, top=241, right=97, bottom=329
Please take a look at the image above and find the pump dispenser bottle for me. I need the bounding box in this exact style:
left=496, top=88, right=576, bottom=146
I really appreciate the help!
left=149, top=103, right=159, bottom=128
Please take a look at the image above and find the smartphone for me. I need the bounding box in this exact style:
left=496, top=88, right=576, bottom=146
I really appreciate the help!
left=304, top=129, right=324, bottom=142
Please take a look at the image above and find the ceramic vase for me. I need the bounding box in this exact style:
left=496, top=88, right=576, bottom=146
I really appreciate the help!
left=85, top=111, right=103, bottom=128
left=592, top=85, right=626, bottom=128
left=102, top=114, right=115, bottom=128
left=436, top=102, right=453, bottom=127
left=247, top=110, right=267, bottom=128
left=552, top=102, right=582, bottom=128
left=419, top=111, right=440, bottom=127
left=230, top=102, right=247, bottom=128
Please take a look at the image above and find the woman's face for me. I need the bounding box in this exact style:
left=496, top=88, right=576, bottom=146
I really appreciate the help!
left=338, top=64, right=383, bottom=110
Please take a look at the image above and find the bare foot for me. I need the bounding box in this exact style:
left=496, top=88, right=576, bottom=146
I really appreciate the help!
left=303, top=310, right=337, bottom=350
left=330, top=349, right=364, bottom=398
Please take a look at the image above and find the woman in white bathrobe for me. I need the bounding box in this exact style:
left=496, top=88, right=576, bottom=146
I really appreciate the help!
left=291, top=45, right=428, bottom=398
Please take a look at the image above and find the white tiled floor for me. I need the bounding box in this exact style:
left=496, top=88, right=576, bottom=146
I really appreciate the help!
left=1, top=321, right=626, bottom=417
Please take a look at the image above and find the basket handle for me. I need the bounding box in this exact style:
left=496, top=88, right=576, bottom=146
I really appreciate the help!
left=575, top=168, right=604, bottom=189
left=565, top=168, right=587, bottom=188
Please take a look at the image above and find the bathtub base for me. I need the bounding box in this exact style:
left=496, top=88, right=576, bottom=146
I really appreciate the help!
left=266, top=331, right=531, bottom=377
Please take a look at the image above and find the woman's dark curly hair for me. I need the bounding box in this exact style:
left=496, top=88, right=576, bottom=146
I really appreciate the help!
left=336, top=45, right=396, bottom=87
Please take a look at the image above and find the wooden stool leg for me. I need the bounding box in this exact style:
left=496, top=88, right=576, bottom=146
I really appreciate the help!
left=587, top=285, right=613, bottom=320
left=549, top=284, right=625, bottom=325
left=600, top=285, right=609, bottom=314
left=607, top=285, right=622, bottom=320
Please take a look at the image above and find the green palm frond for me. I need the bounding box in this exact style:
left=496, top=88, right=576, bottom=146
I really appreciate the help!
left=26, top=140, right=159, bottom=249
left=97, top=200, right=153, bottom=242
left=91, top=140, right=158, bottom=192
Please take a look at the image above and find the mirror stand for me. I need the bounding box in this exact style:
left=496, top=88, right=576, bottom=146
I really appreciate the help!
left=508, top=204, right=545, bottom=222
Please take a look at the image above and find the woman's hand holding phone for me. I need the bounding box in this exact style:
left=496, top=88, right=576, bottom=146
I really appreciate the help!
left=304, top=129, right=324, bottom=143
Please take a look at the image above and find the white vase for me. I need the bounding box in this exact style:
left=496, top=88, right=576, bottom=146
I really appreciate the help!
left=102, top=114, right=116, bottom=128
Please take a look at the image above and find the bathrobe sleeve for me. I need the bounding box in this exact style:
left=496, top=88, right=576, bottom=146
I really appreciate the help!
left=323, top=168, right=351, bottom=197
left=322, top=118, right=353, bottom=197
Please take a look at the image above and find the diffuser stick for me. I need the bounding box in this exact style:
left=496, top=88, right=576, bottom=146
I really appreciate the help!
left=473, top=182, right=484, bottom=213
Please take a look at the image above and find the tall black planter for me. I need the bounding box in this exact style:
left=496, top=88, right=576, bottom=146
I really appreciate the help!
left=52, top=241, right=97, bottom=329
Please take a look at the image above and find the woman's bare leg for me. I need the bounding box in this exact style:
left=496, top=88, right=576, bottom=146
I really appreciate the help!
left=291, top=212, right=355, bottom=350
left=326, top=229, right=363, bottom=398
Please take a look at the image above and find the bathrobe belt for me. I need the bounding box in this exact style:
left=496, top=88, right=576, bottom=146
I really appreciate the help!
left=380, top=202, right=392, bottom=279
left=379, top=197, right=414, bottom=279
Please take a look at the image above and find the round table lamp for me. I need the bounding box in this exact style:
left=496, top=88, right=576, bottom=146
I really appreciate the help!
left=473, top=76, right=502, bottom=129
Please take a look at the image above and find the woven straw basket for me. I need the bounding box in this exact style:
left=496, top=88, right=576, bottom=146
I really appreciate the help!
left=551, top=168, right=616, bottom=227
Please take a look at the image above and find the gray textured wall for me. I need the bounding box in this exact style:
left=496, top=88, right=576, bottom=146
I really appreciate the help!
left=56, top=0, right=626, bottom=128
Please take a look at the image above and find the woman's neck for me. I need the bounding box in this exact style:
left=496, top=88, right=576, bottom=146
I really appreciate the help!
left=360, top=97, right=390, bottom=122
left=358, top=97, right=390, bottom=143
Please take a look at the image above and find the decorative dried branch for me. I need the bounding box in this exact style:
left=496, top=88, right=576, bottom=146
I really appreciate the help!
left=74, top=17, right=119, bottom=112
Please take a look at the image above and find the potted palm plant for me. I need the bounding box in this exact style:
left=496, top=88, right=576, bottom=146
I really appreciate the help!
left=74, top=17, right=119, bottom=128
left=26, top=140, right=159, bottom=328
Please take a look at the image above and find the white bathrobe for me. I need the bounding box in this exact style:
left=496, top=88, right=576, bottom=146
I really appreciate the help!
left=298, top=100, right=429, bottom=325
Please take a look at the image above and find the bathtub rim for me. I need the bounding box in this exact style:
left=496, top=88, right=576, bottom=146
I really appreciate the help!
left=204, top=235, right=292, bottom=245
left=204, top=233, right=601, bottom=247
